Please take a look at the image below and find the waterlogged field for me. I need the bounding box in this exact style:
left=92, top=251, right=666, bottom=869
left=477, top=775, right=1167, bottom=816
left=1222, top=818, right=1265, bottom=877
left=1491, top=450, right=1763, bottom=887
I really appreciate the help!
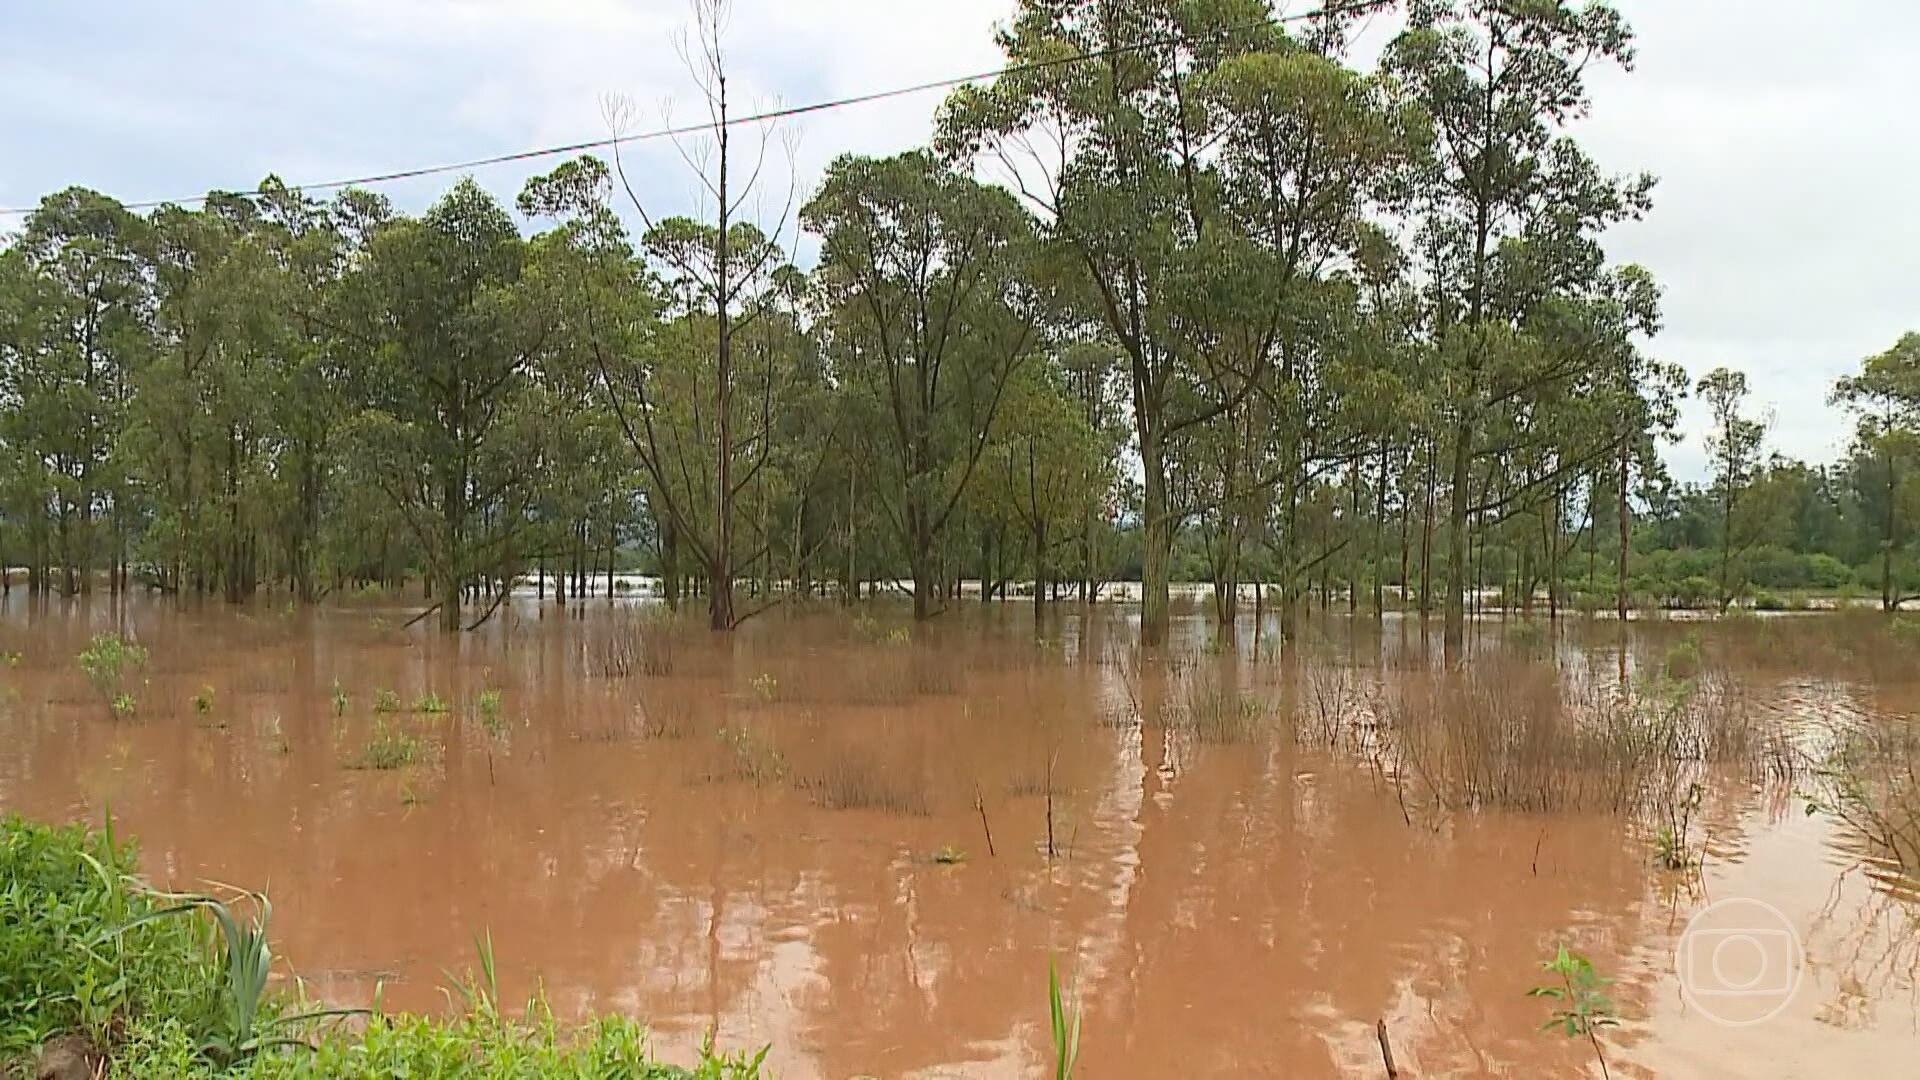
left=3, top=595, right=1918, bottom=1078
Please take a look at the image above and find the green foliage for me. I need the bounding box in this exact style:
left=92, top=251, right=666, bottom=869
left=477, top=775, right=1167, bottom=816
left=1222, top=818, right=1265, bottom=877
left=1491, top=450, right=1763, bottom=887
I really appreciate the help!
left=103, top=891, right=363, bottom=1068
left=1651, top=825, right=1690, bottom=871
left=191, top=685, right=216, bottom=715
left=475, top=688, right=507, bottom=739
left=1048, top=956, right=1081, bottom=1080
left=1663, top=634, right=1704, bottom=681
left=410, top=690, right=449, bottom=715
left=77, top=633, right=148, bottom=704
left=713, top=727, right=786, bottom=785
left=1528, top=945, right=1618, bottom=1076
left=370, top=689, right=400, bottom=715
left=350, top=721, right=420, bottom=771
left=110, top=692, right=138, bottom=720
left=328, top=681, right=349, bottom=718
left=1, top=815, right=220, bottom=1061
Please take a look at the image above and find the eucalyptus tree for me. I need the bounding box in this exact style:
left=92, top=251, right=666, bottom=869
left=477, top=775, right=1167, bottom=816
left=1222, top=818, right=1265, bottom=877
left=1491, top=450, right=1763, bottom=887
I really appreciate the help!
left=338, top=179, right=554, bottom=631
left=604, top=0, right=799, bottom=631
left=1697, top=367, right=1768, bottom=611
left=138, top=193, right=305, bottom=600
left=804, top=151, right=1039, bottom=620
left=982, top=353, right=1118, bottom=618
left=937, top=0, right=1288, bottom=646
left=1832, top=333, right=1920, bottom=611
left=0, top=188, right=152, bottom=594
left=1383, top=0, right=1653, bottom=659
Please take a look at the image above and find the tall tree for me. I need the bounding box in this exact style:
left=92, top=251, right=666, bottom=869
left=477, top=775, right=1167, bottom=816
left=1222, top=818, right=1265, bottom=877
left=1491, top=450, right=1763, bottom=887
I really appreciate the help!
left=1697, top=367, right=1768, bottom=612
left=937, top=0, right=1292, bottom=646
left=341, top=179, right=553, bottom=631
left=606, top=0, right=796, bottom=631
left=1384, top=0, right=1652, bottom=660
left=804, top=151, right=1038, bottom=620
left=1832, top=332, right=1920, bottom=611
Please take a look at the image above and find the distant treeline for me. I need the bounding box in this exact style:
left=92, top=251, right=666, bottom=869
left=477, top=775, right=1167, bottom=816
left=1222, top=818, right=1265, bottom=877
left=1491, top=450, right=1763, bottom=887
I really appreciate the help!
left=3, top=0, right=1916, bottom=642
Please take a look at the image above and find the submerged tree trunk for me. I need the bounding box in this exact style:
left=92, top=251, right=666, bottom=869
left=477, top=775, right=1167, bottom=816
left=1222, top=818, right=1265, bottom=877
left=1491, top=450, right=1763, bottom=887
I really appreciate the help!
left=1444, top=420, right=1472, bottom=662
left=1617, top=435, right=1631, bottom=622
left=1139, top=423, right=1172, bottom=647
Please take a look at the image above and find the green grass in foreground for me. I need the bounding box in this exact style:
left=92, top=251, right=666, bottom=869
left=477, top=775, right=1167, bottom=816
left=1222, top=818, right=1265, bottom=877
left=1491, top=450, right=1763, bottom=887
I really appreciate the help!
left=0, top=814, right=765, bottom=1078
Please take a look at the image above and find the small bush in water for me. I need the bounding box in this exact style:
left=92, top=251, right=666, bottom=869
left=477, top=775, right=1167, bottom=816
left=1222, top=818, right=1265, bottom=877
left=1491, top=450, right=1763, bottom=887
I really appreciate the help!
left=412, top=690, right=450, bottom=715
left=1663, top=634, right=1704, bottom=681
left=352, top=721, right=421, bottom=770
left=1529, top=945, right=1618, bottom=1078
left=77, top=632, right=148, bottom=705
left=371, top=688, right=401, bottom=714
left=475, top=688, right=507, bottom=738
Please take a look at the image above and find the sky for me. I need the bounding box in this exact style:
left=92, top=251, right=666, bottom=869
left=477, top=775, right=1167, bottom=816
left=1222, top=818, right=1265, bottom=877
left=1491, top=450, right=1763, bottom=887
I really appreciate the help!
left=3, top=0, right=1915, bottom=483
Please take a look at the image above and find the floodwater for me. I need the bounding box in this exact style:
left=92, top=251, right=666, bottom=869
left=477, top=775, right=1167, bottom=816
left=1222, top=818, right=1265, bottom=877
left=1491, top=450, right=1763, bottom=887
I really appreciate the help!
left=2, top=594, right=1917, bottom=1078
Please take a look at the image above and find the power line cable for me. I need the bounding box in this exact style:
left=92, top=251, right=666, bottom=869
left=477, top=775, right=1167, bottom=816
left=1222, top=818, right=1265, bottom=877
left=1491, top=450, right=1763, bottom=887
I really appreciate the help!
left=0, top=0, right=1382, bottom=218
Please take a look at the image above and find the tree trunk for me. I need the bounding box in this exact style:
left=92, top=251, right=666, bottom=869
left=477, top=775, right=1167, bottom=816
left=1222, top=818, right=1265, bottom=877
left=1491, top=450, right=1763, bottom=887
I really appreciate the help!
left=1617, top=435, right=1631, bottom=622
left=1033, top=519, right=1049, bottom=627
left=1420, top=438, right=1435, bottom=618
left=1139, top=425, right=1172, bottom=647
left=1444, top=420, right=1472, bottom=662
left=1885, top=451, right=1898, bottom=612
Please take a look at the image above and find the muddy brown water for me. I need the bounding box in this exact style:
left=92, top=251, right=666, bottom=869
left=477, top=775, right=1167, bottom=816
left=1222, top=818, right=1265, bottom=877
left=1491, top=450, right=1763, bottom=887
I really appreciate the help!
left=2, top=596, right=1917, bottom=1078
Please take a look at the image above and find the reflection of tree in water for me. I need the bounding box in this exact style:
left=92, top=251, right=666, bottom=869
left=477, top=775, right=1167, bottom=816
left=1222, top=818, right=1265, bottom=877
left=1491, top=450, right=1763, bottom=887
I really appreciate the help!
left=1807, top=833, right=1920, bottom=1031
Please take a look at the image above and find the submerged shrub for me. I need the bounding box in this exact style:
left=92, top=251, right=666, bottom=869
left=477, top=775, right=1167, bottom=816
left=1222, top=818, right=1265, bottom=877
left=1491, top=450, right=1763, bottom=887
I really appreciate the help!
left=350, top=721, right=421, bottom=771
left=1663, top=634, right=1704, bottom=681
left=593, top=607, right=682, bottom=678
left=1380, top=662, right=1759, bottom=817
left=796, top=748, right=930, bottom=816
left=1806, top=716, right=1920, bottom=884
left=1172, top=666, right=1266, bottom=745
left=77, top=633, right=148, bottom=713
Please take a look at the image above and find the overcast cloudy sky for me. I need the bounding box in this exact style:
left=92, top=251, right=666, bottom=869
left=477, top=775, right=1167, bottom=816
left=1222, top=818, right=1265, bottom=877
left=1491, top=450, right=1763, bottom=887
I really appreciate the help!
left=3, top=1, right=1914, bottom=481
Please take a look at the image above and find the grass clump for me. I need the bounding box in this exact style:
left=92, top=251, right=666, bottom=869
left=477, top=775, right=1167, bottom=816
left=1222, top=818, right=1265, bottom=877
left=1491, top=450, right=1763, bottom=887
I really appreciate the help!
left=594, top=607, right=682, bottom=678
left=370, top=689, right=401, bottom=715
left=710, top=727, right=787, bottom=785
left=1, top=815, right=220, bottom=1067
left=796, top=749, right=931, bottom=816
left=1172, top=667, right=1266, bottom=745
left=474, top=688, right=507, bottom=738
left=1381, top=662, right=1758, bottom=818
left=349, top=720, right=421, bottom=771
left=1049, top=956, right=1081, bottom=1080
left=411, top=691, right=450, bottom=715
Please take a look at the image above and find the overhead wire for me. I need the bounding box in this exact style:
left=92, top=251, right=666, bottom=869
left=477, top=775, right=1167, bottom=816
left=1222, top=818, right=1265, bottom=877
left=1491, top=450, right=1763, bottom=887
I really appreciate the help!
left=0, top=0, right=1384, bottom=218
